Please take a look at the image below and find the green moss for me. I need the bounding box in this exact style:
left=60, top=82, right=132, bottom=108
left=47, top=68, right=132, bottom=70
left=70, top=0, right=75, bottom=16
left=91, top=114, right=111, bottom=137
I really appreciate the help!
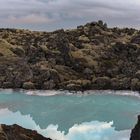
left=0, top=39, right=16, bottom=56
left=78, top=35, right=90, bottom=42
left=102, top=59, right=117, bottom=68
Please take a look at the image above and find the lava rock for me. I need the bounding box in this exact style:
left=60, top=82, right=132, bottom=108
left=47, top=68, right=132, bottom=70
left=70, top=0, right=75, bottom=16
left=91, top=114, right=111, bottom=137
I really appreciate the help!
left=0, top=124, right=52, bottom=140
left=0, top=21, right=140, bottom=91
left=130, top=115, right=140, bottom=140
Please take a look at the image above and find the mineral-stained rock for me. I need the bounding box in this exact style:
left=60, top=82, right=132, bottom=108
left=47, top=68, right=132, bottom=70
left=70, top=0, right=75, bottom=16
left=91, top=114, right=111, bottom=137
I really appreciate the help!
left=0, top=124, right=52, bottom=140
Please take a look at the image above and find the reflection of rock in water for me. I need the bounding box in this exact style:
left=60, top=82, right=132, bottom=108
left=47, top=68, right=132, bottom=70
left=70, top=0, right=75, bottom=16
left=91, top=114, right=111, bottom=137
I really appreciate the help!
left=0, top=120, right=130, bottom=140
left=0, top=124, right=52, bottom=140
left=0, top=105, right=136, bottom=140
left=45, top=121, right=130, bottom=140
left=0, top=102, right=14, bottom=109
left=0, top=91, right=140, bottom=133
left=0, top=101, right=25, bottom=111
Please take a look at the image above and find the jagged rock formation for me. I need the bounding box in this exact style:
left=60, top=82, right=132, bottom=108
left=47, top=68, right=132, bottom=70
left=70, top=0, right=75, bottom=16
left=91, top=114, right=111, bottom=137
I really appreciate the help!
left=130, top=115, right=140, bottom=140
left=0, top=20, right=140, bottom=90
left=0, top=124, right=51, bottom=140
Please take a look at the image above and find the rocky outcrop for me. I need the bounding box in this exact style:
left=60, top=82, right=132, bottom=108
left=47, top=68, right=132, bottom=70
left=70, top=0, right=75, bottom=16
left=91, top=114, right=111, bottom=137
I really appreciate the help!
left=0, top=20, right=140, bottom=91
left=0, top=124, right=52, bottom=140
left=130, top=115, right=140, bottom=140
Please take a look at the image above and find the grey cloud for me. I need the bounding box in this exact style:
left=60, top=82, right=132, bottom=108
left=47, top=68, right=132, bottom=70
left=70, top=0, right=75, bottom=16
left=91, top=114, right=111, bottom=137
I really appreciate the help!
left=0, top=0, right=139, bottom=30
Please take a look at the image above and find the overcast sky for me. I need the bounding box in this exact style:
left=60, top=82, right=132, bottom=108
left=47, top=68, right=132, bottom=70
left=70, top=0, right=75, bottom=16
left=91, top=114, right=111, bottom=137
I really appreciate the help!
left=0, top=0, right=140, bottom=31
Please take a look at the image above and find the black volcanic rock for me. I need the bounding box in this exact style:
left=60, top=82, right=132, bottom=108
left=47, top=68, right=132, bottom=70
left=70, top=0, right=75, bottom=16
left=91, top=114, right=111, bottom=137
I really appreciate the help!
left=48, top=30, right=73, bottom=66
left=130, top=115, right=140, bottom=140
left=131, top=34, right=140, bottom=44
left=0, top=20, right=140, bottom=91
left=0, top=124, right=52, bottom=140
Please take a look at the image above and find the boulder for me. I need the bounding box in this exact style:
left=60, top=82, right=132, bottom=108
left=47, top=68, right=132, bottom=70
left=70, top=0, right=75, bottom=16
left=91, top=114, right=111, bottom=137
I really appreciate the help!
left=0, top=39, right=16, bottom=57
left=43, top=80, right=56, bottom=90
left=119, top=78, right=131, bottom=89
left=61, top=80, right=91, bottom=90
left=135, top=70, right=140, bottom=79
left=2, top=82, right=13, bottom=88
left=78, top=35, right=90, bottom=43
left=83, top=68, right=93, bottom=75
left=23, top=81, right=35, bottom=89
left=0, top=57, right=33, bottom=88
left=92, top=76, right=111, bottom=89
left=48, top=30, right=73, bottom=66
left=111, top=78, right=120, bottom=89
left=32, top=66, right=60, bottom=89
left=131, top=78, right=140, bottom=90
left=131, top=35, right=140, bottom=44
left=10, top=46, right=25, bottom=57
left=66, top=83, right=81, bottom=91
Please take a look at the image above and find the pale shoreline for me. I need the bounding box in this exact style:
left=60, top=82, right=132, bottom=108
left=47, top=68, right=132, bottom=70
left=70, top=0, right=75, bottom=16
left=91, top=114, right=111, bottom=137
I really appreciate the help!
left=0, top=88, right=140, bottom=98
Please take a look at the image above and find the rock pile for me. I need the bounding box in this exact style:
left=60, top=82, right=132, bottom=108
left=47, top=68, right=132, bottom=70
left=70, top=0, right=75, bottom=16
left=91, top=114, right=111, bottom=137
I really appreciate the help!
left=0, top=21, right=140, bottom=90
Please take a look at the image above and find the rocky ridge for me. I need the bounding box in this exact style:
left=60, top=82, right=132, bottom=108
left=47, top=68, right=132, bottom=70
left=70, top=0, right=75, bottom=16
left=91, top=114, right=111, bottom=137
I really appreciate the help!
left=0, top=124, right=51, bottom=140
left=0, top=20, right=140, bottom=90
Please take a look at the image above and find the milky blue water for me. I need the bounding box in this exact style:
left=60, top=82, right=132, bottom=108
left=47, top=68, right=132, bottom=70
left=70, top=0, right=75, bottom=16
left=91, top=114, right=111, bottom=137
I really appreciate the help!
left=0, top=90, right=140, bottom=140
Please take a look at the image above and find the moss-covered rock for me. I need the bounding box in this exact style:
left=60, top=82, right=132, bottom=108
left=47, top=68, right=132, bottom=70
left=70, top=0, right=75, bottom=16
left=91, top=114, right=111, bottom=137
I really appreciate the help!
left=0, top=39, right=16, bottom=56
left=92, top=76, right=111, bottom=89
left=23, top=82, right=35, bottom=89
left=0, top=21, right=140, bottom=91
left=78, top=35, right=90, bottom=42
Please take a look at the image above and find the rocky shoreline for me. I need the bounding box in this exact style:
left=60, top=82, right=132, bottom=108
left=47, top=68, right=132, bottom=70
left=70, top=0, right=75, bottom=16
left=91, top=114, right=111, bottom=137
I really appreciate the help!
left=0, top=124, right=52, bottom=140
left=0, top=20, right=140, bottom=91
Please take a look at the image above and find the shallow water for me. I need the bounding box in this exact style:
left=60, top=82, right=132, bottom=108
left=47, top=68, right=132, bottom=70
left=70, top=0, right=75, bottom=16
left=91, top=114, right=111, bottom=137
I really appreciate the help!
left=0, top=90, right=140, bottom=140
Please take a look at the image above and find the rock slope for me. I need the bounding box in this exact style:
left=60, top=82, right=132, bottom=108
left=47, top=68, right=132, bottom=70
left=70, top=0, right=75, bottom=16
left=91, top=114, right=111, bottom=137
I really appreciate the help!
left=130, top=115, right=140, bottom=140
left=0, top=124, right=51, bottom=140
left=0, top=20, right=140, bottom=90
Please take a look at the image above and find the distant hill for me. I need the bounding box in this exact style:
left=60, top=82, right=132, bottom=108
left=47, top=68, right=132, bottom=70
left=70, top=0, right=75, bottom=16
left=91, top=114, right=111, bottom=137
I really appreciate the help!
left=0, top=20, right=140, bottom=91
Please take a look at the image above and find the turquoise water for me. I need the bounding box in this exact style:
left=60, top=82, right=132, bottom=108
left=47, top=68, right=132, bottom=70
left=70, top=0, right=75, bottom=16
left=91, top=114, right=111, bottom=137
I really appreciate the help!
left=0, top=90, right=140, bottom=140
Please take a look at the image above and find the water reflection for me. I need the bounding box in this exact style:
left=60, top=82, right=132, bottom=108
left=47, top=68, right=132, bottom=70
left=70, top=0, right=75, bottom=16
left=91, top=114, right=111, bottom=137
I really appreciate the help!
left=0, top=90, right=140, bottom=134
left=0, top=108, right=130, bottom=140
